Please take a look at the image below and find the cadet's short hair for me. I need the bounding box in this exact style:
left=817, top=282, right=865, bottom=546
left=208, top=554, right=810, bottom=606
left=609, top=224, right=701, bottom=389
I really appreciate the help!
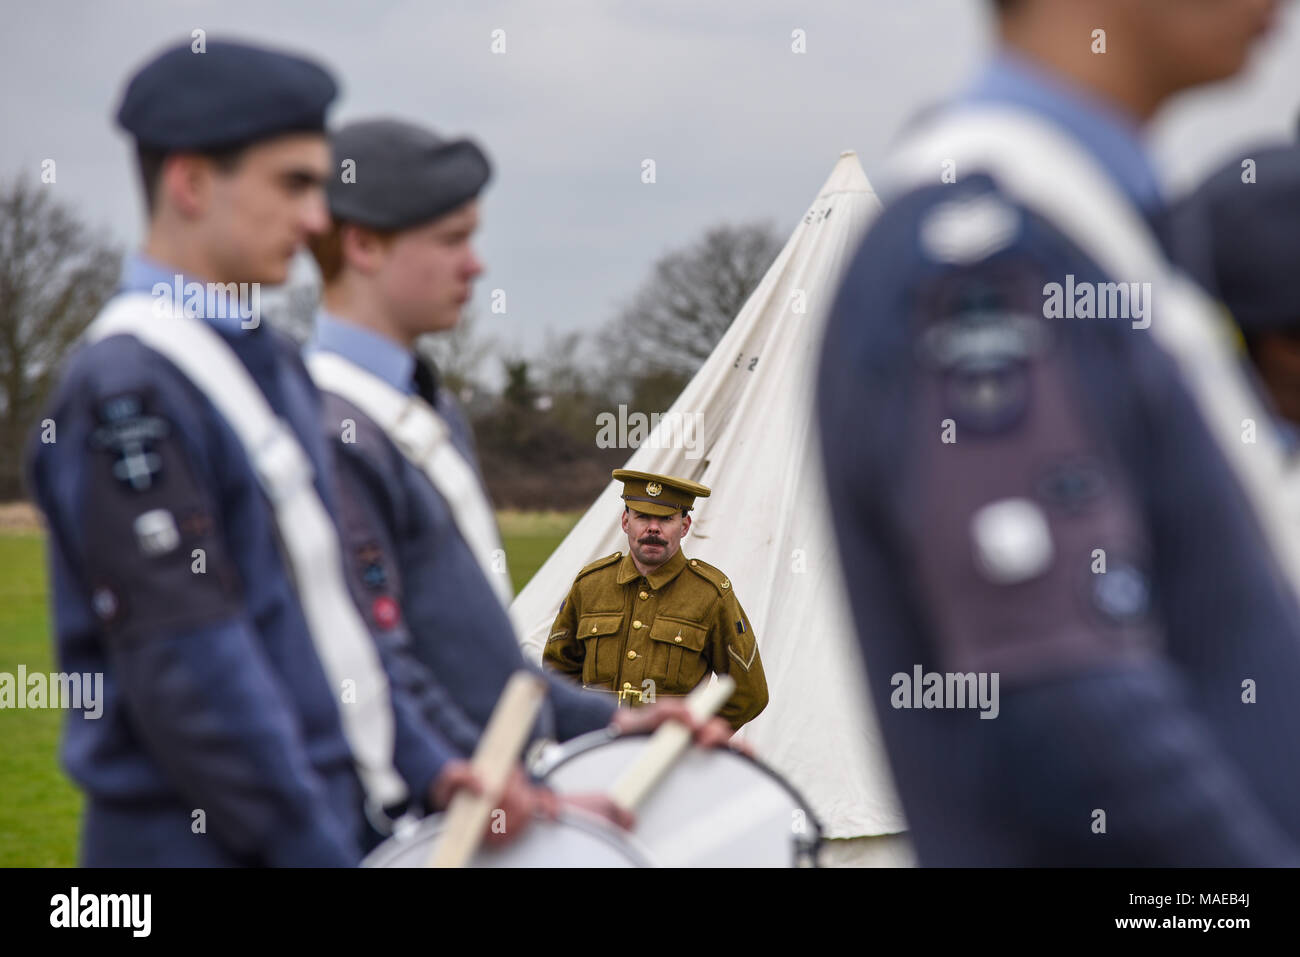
left=135, top=142, right=249, bottom=217
left=308, top=220, right=398, bottom=283
left=307, top=221, right=346, bottom=283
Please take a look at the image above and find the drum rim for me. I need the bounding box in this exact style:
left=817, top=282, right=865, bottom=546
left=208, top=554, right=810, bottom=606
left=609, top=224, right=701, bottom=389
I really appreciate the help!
left=360, top=807, right=656, bottom=868
left=535, top=728, right=826, bottom=855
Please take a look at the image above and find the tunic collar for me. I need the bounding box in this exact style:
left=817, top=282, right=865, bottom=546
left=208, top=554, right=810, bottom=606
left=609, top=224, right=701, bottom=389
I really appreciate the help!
left=616, top=547, right=688, bottom=589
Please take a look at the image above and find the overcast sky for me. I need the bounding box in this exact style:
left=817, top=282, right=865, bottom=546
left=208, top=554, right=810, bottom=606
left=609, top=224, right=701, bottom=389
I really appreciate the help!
left=3, top=0, right=1299, bottom=362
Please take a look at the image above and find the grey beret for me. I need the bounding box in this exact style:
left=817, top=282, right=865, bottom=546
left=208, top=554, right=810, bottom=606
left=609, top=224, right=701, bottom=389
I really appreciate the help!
left=117, top=39, right=337, bottom=151
left=328, top=118, right=492, bottom=230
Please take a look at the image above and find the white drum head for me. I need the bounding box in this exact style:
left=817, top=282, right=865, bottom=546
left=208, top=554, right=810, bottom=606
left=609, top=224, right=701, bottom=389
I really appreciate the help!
left=362, top=809, right=651, bottom=868
left=538, top=732, right=822, bottom=867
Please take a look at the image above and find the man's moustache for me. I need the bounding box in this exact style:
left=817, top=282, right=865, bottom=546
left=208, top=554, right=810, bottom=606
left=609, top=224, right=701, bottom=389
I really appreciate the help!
left=640, top=538, right=667, bottom=546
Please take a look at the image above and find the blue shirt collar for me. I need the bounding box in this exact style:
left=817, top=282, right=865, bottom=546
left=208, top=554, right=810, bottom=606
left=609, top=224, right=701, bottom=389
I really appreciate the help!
left=307, top=309, right=416, bottom=395
left=119, top=253, right=261, bottom=335
left=960, top=50, right=1164, bottom=215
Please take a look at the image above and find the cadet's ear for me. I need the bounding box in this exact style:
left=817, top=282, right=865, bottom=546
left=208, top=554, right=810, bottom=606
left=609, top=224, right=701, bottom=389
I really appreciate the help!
left=682, top=514, right=692, bottom=536
left=340, top=222, right=392, bottom=275
left=159, top=153, right=211, bottom=219
left=621, top=508, right=630, bottom=534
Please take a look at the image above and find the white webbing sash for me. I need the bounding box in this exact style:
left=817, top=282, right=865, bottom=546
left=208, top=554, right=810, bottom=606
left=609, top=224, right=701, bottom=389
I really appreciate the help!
left=887, top=106, right=1300, bottom=602
left=305, top=350, right=515, bottom=612
left=85, top=293, right=408, bottom=810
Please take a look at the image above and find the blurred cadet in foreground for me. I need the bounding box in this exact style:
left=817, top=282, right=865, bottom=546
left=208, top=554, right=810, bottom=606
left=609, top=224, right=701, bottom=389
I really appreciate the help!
left=24, top=40, right=516, bottom=866
left=303, top=118, right=729, bottom=755
left=819, top=0, right=1300, bottom=865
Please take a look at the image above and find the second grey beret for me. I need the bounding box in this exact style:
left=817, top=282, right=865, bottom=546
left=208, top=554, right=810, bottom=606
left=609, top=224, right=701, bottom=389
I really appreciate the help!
left=328, top=118, right=492, bottom=230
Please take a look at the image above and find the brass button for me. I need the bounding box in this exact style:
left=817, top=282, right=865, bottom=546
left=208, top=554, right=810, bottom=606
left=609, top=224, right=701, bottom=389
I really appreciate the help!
left=622, top=682, right=632, bottom=690
left=674, top=635, right=683, bottom=643
left=639, top=590, right=649, bottom=600
left=633, top=620, right=642, bottom=629
left=691, top=560, right=698, bottom=567
left=627, top=650, right=638, bottom=660
left=590, top=625, right=598, bottom=633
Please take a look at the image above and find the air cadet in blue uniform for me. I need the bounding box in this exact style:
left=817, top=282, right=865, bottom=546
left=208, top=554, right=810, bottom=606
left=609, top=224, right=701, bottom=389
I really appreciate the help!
left=1167, top=140, right=1300, bottom=440
left=818, top=0, right=1300, bottom=865
left=303, top=118, right=731, bottom=751
left=25, top=40, right=492, bottom=866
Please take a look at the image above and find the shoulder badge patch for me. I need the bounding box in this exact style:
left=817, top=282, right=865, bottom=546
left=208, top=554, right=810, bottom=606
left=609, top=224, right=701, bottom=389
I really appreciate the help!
left=920, top=194, right=1020, bottom=265
left=134, top=509, right=180, bottom=556
left=918, top=269, right=1048, bottom=435
left=971, top=497, right=1053, bottom=585
left=90, top=393, right=170, bottom=492
left=355, top=542, right=388, bottom=591
left=371, top=595, right=400, bottom=630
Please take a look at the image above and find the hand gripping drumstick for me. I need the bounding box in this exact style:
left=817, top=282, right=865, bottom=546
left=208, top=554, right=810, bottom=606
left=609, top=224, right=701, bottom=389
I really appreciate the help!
left=607, top=675, right=735, bottom=813
left=427, top=670, right=548, bottom=868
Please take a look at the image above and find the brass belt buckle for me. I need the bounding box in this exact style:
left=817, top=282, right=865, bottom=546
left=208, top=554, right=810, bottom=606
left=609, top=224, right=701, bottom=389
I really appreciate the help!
left=617, top=681, right=643, bottom=705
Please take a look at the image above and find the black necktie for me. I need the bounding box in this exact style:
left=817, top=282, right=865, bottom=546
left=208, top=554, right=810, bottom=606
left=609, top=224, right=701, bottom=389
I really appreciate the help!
left=412, top=357, right=441, bottom=408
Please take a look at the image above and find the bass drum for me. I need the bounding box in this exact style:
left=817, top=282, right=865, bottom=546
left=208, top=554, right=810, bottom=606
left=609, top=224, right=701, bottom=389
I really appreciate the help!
left=534, top=730, right=823, bottom=867
left=362, top=808, right=653, bottom=868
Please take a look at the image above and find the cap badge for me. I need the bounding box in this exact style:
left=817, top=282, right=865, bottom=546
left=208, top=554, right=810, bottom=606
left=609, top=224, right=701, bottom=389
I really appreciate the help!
left=646, top=482, right=663, bottom=497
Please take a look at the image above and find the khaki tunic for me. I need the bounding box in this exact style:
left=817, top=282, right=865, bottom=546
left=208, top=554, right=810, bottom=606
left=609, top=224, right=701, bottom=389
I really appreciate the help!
left=544, top=548, right=768, bottom=730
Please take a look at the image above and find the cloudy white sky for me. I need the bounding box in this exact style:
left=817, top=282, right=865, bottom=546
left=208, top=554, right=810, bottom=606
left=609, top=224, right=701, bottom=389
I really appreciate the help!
left=3, top=0, right=1299, bottom=362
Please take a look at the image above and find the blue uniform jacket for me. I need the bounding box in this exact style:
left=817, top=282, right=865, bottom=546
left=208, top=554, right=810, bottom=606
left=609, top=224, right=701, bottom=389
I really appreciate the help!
left=308, top=320, right=615, bottom=743
left=817, top=168, right=1300, bottom=866
left=26, top=264, right=461, bottom=866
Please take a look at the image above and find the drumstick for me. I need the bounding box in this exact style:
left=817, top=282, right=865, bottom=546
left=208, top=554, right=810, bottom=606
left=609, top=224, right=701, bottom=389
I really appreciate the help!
left=607, top=675, right=735, bottom=812
left=427, top=670, right=548, bottom=868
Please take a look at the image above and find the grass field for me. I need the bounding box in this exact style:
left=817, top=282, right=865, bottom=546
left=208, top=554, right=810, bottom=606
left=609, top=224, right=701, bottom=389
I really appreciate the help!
left=0, top=510, right=580, bottom=867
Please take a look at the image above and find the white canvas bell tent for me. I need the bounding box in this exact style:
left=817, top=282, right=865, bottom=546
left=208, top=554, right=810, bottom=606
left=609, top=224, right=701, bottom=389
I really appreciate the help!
left=512, top=151, right=910, bottom=863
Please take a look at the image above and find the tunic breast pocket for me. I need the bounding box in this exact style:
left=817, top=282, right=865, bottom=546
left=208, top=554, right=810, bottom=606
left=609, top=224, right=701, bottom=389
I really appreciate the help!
left=576, top=614, right=624, bottom=685
left=648, top=617, right=709, bottom=691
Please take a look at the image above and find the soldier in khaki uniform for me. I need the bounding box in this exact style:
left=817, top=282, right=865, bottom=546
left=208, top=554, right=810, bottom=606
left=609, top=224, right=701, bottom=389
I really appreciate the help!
left=545, top=470, right=768, bottom=731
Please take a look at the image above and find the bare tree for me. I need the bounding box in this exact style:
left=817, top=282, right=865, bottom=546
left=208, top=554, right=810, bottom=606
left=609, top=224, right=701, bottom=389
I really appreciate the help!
left=535, top=329, right=588, bottom=397
left=259, top=249, right=323, bottom=345
left=0, top=178, right=121, bottom=499
left=598, top=221, right=783, bottom=391
left=532, top=328, right=611, bottom=444
left=416, top=307, right=496, bottom=401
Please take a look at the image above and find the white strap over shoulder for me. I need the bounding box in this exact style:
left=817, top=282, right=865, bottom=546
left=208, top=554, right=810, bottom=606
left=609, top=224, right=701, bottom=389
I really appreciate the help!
left=305, top=350, right=515, bottom=613
left=85, top=292, right=408, bottom=810
left=886, top=105, right=1300, bottom=604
